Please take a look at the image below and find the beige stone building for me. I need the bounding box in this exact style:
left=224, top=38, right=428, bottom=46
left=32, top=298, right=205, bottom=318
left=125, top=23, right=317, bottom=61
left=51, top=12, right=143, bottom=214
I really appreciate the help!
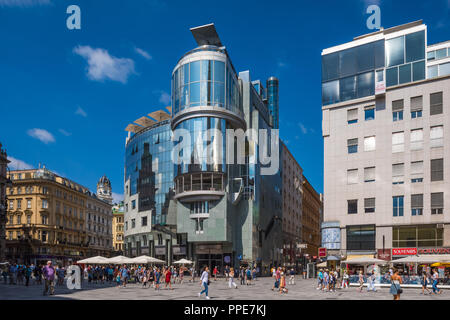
left=112, top=202, right=124, bottom=253
left=6, top=167, right=113, bottom=264
left=0, top=143, right=10, bottom=262
left=321, top=20, right=450, bottom=262
left=301, top=176, right=322, bottom=260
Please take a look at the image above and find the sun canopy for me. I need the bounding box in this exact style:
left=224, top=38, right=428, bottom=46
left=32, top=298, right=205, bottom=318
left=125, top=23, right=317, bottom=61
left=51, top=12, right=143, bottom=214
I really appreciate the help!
left=392, top=254, right=450, bottom=264
left=106, top=255, right=133, bottom=264
left=174, top=258, right=193, bottom=265
left=77, top=256, right=110, bottom=264
left=317, top=262, right=327, bottom=268
left=129, top=256, right=165, bottom=264
left=341, top=257, right=387, bottom=265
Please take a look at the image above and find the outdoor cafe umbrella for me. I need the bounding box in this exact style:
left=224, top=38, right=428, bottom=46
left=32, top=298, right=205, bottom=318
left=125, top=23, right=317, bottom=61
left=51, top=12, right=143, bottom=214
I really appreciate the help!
left=130, top=256, right=165, bottom=264
left=106, top=255, right=133, bottom=264
left=174, top=258, right=193, bottom=265
left=341, top=257, right=387, bottom=265
left=77, top=256, right=109, bottom=264
left=431, top=262, right=450, bottom=267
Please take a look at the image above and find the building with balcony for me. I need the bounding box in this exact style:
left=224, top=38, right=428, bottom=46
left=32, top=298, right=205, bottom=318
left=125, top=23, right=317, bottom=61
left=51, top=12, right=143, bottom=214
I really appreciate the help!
left=0, top=143, right=10, bottom=262
left=112, top=201, right=124, bottom=253
left=5, top=167, right=112, bottom=265
left=322, top=20, right=450, bottom=263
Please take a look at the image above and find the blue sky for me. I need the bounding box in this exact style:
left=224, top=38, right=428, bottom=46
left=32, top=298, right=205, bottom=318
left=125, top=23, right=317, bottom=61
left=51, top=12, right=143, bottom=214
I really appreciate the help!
left=1, top=0, right=449, bottom=201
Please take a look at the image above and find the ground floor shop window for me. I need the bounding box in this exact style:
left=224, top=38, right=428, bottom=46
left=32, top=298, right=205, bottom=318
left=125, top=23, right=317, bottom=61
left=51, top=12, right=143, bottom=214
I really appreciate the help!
left=393, top=225, right=443, bottom=248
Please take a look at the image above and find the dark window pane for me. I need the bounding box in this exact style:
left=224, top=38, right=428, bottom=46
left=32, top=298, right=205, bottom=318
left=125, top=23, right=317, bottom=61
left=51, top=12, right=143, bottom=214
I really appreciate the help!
left=322, top=53, right=339, bottom=82
left=405, top=31, right=425, bottom=63
left=339, top=48, right=358, bottom=77
left=322, top=80, right=339, bottom=105
left=413, top=60, right=425, bottom=81
left=348, top=200, right=358, bottom=214
left=357, top=42, right=375, bottom=72
left=339, top=76, right=357, bottom=102
left=399, top=64, right=412, bottom=84
left=386, top=67, right=398, bottom=87
left=374, top=40, right=385, bottom=69
left=357, top=71, right=375, bottom=98
left=386, top=36, right=405, bottom=67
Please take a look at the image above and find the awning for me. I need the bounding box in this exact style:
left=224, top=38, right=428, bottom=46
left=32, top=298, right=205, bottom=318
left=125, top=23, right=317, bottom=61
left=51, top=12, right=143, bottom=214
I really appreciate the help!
left=326, top=256, right=340, bottom=261
left=341, top=257, right=387, bottom=265
left=392, top=254, right=450, bottom=264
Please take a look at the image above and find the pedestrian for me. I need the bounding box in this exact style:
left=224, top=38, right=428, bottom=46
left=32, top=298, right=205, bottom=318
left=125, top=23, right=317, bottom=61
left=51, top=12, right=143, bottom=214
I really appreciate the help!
left=303, top=266, right=307, bottom=279
left=390, top=268, right=402, bottom=300
left=120, top=264, right=128, bottom=287
left=246, top=267, right=252, bottom=285
left=317, top=269, right=323, bottom=290
left=421, top=271, right=431, bottom=295
left=228, top=267, right=238, bottom=289
left=341, top=270, right=349, bottom=289
left=155, top=268, right=161, bottom=290
left=213, top=266, right=218, bottom=281
left=367, top=271, right=377, bottom=292
left=323, top=269, right=329, bottom=292
left=9, top=263, right=17, bottom=285
left=25, top=265, right=32, bottom=287
left=198, top=266, right=210, bottom=299
left=224, top=265, right=229, bottom=281
left=358, top=270, right=364, bottom=293
left=272, top=267, right=281, bottom=291
left=42, top=261, right=55, bottom=296
left=164, top=267, right=173, bottom=290
left=287, top=268, right=294, bottom=285
left=431, top=268, right=442, bottom=295
left=279, top=268, right=288, bottom=294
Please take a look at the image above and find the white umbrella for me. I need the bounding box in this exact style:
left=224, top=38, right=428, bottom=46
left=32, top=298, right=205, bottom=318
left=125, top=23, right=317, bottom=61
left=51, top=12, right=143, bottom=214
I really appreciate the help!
left=107, top=255, right=133, bottom=264
left=341, top=257, right=387, bottom=265
left=129, top=256, right=165, bottom=264
left=77, top=256, right=109, bottom=264
left=174, top=258, right=193, bottom=265
left=391, top=254, right=450, bottom=264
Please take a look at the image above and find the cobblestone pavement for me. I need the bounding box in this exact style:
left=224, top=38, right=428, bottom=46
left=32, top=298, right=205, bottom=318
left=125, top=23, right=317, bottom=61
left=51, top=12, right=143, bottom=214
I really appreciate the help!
left=0, top=277, right=448, bottom=300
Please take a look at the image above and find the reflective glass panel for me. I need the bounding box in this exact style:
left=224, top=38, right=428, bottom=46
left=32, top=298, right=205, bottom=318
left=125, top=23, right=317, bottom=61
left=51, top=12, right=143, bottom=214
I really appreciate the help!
left=428, top=65, right=438, bottom=78
left=322, top=52, right=339, bottom=82
left=386, top=36, right=405, bottom=67
left=190, top=82, right=200, bottom=103
left=339, top=48, right=357, bottom=77
left=201, top=60, right=213, bottom=81
left=322, top=80, right=339, bottom=105
left=440, top=62, right=450, bottom=76
left=436, top=48, right=447, bottom=60
left=339, top=76, right=357, bottom=102
left=386, top=67, right=398, bottom=87
left=399, top=64, right=411, bottom=84
left=190, top=61, right=201, bottom=82
left=357, top=71, right=374, bottom=98
left=412, top=60, right=425, bottom=81
left=405, top=31, right=425, bottom=63
left=214, top=61, right=225, bottom=83
left=357, top=42, right=375, bottom=72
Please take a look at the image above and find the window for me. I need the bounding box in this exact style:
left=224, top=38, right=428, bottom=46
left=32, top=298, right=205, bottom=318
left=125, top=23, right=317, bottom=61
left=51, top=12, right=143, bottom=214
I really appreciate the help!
left=195, top=218, right=205, bottom=234
left=347, top=109, right=358, bottom=124
left=411, top=161, right=424, bottom=183
left=17, top=215, right=21, bottom=224
left=347, top=138, right=358, bottom=154
left=411, top=194, right=423, bottom=216
left=125, top=221, right=128, bottom=231
left=364, top=167, right=375, bottom=183
left=392, top=100, right=404, bottom=121
left=190, top=201, right=210, bottom=214
left=17, top=199, right=21, bottom=209
left=347, top=225, right=376, bottom=250
left=431, top=159, right=444, bottom=182
left=430, top=126, right=444, bottom=148
left=27, top=199, right=31, bottom=209
left=430, top=92, right=443, bottom=115
left=141, top=216, right=147, bottom=227
left=428, top=65, right=438, bottom=78
left=393, top=196, right=404, bottom=217
left=9, top=200, right=13, bottom=210
left=364, top=198, right=375, bottom=213
left=364, top=136, right=376, bottom=152
left=386, top=36, right=405, bottom=67
left=131, top=219, right=135, bottom=228
left=347, top=199, right=358, bottom=214
left=436, top=48, right=448, bottom=60
left=392, top=163, right=404, bottom=184
left=364, top=106, right=375, bottom=121
left=42, top=215, right=48, bottom=225
left=411, top=96, right=423, bottom=118
left=410, top=129, right=423, bottom=151
left=42, top=199, right=48, bottom=209
left=431, top=192, right=444, bottom=215
left=347, top=169, right=358, bottom=184
left=392, top=132, right=404, bottom=153
left=27, top=215, right=31, bottom=224
left=131, top=200, right=136, bottom=210
left=393, top=226, right=443, bottom=248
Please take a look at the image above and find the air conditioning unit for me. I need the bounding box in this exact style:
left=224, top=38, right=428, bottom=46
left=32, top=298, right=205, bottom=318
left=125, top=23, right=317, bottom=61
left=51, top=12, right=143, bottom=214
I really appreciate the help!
left=437, top=224, right=444, bottom=229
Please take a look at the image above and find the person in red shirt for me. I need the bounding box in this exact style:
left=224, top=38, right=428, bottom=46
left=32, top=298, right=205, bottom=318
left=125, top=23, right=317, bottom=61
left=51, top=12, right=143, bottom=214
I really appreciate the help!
left=213, top=266, right=218, bottom=281
left=164, top=268, right=172, bottom=290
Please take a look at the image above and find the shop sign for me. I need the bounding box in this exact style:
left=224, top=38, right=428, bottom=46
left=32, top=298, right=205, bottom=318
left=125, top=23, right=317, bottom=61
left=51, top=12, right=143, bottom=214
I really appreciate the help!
left=418, top=248, right=450, bottom=255
left=392, top=248, right=417, bottom=256
left=377, top=249, right=391, bottom=261
left=318, top=248, right=327, bottom=257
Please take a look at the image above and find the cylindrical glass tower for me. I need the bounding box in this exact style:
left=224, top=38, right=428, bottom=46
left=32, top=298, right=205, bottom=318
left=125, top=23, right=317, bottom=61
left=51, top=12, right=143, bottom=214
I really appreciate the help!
left=266, top=76, right=279, bottom=129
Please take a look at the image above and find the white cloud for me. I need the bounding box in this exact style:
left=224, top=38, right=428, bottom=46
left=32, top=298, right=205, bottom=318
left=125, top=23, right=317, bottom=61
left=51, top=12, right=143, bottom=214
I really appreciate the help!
left=135, top=47, right=152, bottom=60
left=75, top=106, right=87, bottom=117
left=363, top=0, right=381, bottom=7
left=0, top=0, right=50, bottom=7
left=159, top=91, right=171, bottom=105
left=27, top=128, right=55, bottom=144
left=58, top=129, right=72, bottom=136
left=277, top=61, right=287, bottom=68
left=8, top=156, right=33, bottom=170
left=73, top=45, right=136, bottom=84
left=112, top=192, right=124, bottom=204
left=298, top=123, right=308, bottom=134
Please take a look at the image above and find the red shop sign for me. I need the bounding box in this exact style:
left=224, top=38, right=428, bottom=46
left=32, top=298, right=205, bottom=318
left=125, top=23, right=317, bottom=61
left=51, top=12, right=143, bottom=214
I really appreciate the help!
left=392, top=248, right=417, bottom=256
left=318, top=248, right=327, bottom=257
left=418, top=248, right=450, bottom=255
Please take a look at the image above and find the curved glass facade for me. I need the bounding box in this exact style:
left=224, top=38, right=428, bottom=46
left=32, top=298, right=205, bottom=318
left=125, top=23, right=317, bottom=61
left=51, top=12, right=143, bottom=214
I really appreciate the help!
left=174, top=117, right=227, bottom=177
left=172, top=55, right=241, bottom=116
left=125, top=121, right=174, bottom=220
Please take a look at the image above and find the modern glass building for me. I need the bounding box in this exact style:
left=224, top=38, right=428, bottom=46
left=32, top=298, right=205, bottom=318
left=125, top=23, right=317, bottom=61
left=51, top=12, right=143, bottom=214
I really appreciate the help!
left=266, top=77, right=279, bottom=129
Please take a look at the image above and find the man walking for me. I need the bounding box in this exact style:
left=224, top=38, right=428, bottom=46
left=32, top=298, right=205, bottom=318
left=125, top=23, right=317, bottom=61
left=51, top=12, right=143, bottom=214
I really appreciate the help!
left=42, top=261, right=55, bottom=296
left=367, top=271, right=377, bottom=292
